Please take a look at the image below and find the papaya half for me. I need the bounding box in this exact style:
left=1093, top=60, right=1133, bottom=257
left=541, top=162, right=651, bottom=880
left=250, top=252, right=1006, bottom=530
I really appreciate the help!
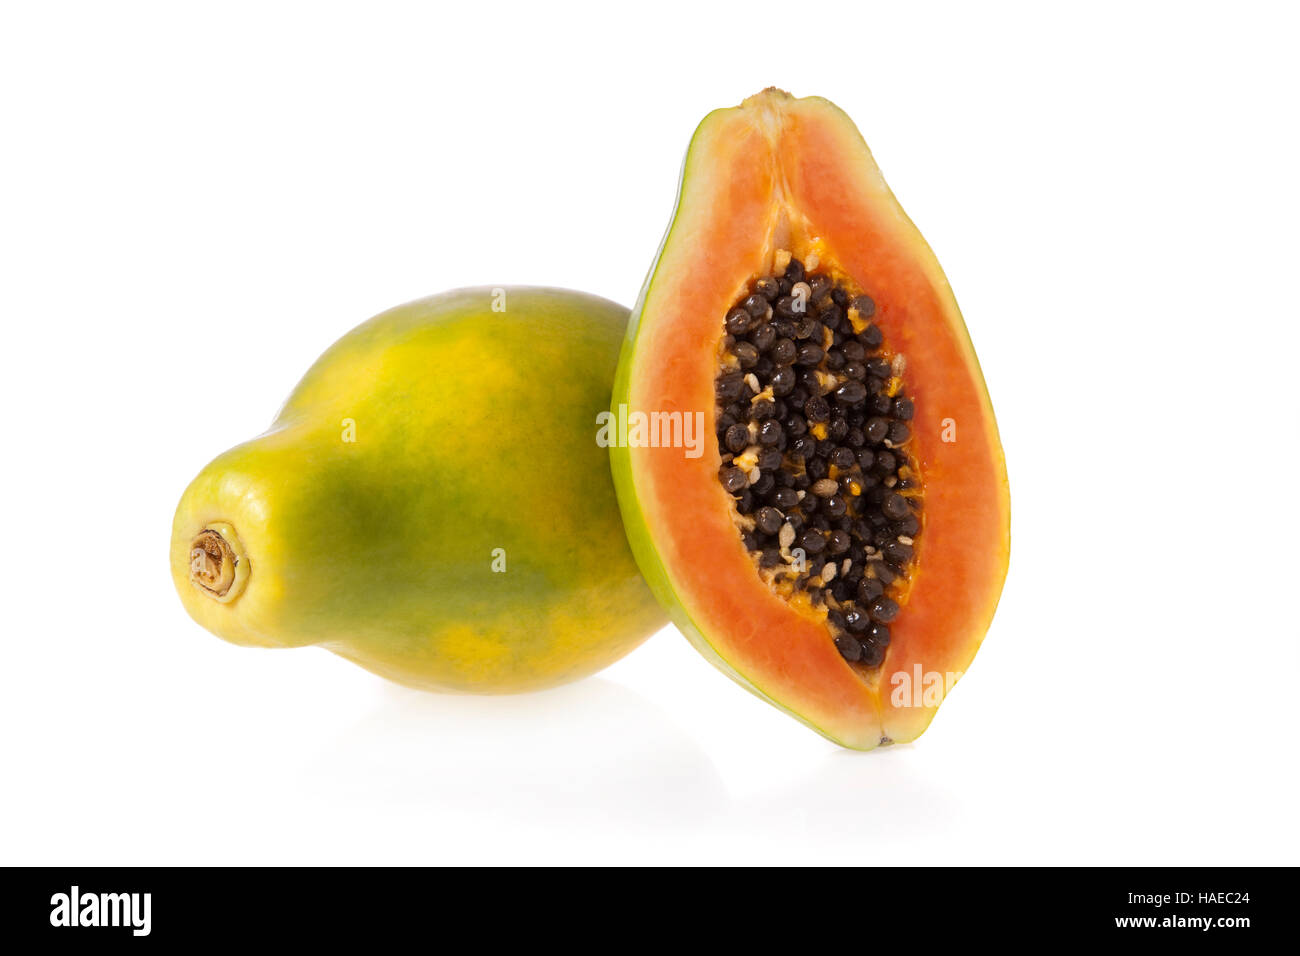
left=172, top=287, right=665, bottom=693
left=611, top=90, right=1010, bottom=749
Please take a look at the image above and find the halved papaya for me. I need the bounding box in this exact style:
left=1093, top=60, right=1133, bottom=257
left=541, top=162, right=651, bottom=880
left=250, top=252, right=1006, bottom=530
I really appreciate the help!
left=611, top=89, right=1010, bottom=750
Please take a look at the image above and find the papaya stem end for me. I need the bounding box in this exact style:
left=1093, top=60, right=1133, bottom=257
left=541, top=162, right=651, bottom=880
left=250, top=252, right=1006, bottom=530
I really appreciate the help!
left=188, top=523, right=248, bottom=603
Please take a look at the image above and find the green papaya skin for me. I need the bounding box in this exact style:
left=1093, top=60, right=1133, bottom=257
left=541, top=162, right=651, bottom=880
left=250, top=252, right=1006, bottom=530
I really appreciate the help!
left=171, top=287, right=665, bottom=693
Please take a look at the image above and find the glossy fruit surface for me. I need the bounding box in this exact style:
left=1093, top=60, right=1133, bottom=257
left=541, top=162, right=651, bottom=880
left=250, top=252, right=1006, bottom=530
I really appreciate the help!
left=172, top=287, right=665, bottom=692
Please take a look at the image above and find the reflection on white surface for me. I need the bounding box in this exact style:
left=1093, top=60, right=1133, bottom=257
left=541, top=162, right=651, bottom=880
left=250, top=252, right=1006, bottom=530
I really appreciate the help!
left=298, top=679, right=729, bottom=827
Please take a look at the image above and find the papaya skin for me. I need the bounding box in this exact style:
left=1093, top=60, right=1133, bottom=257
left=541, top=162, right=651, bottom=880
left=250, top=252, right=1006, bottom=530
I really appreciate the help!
left=172, top=287, right=665, bottom=693
left=611, top=90, right=1010, bottom=749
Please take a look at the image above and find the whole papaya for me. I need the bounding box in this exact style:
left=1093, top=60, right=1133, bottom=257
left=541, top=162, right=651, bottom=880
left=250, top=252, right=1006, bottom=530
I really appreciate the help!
left=171, top=287, right=665, bottom=692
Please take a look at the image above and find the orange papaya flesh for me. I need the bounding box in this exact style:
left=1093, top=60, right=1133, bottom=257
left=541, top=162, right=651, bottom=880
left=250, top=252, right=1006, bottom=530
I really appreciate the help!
left=610, top=90, right=1009, bottom=750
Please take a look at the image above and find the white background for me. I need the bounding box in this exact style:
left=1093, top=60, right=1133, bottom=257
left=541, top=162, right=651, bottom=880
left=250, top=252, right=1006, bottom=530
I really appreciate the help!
left=2, top=1, right=1296, bottom=865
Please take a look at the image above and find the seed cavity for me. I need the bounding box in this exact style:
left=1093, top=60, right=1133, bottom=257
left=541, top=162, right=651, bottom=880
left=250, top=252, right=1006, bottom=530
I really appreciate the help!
left=715, top=254, right=921, bottom=670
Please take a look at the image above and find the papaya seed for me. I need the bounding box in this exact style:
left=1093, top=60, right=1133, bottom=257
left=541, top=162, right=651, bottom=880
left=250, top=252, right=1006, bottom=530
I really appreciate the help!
left=716, top=260, right=920, bottom=670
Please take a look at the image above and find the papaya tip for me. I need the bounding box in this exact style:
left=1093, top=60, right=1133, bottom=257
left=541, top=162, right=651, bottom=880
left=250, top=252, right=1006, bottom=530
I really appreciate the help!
left=187, top=522, right=248, bottom=603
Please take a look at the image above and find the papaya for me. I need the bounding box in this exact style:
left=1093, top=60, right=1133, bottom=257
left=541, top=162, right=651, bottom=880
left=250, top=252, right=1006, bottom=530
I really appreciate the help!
left=171, top=287, right=666, bottom=693
left=611, top=89, right=1010, bottom=749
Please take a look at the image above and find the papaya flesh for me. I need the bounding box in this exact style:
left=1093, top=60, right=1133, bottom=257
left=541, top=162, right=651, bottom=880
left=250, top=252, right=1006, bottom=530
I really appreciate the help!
left=172, top=287, right=666, bottom=693
left=611, top=90, right=1010, bottom=749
